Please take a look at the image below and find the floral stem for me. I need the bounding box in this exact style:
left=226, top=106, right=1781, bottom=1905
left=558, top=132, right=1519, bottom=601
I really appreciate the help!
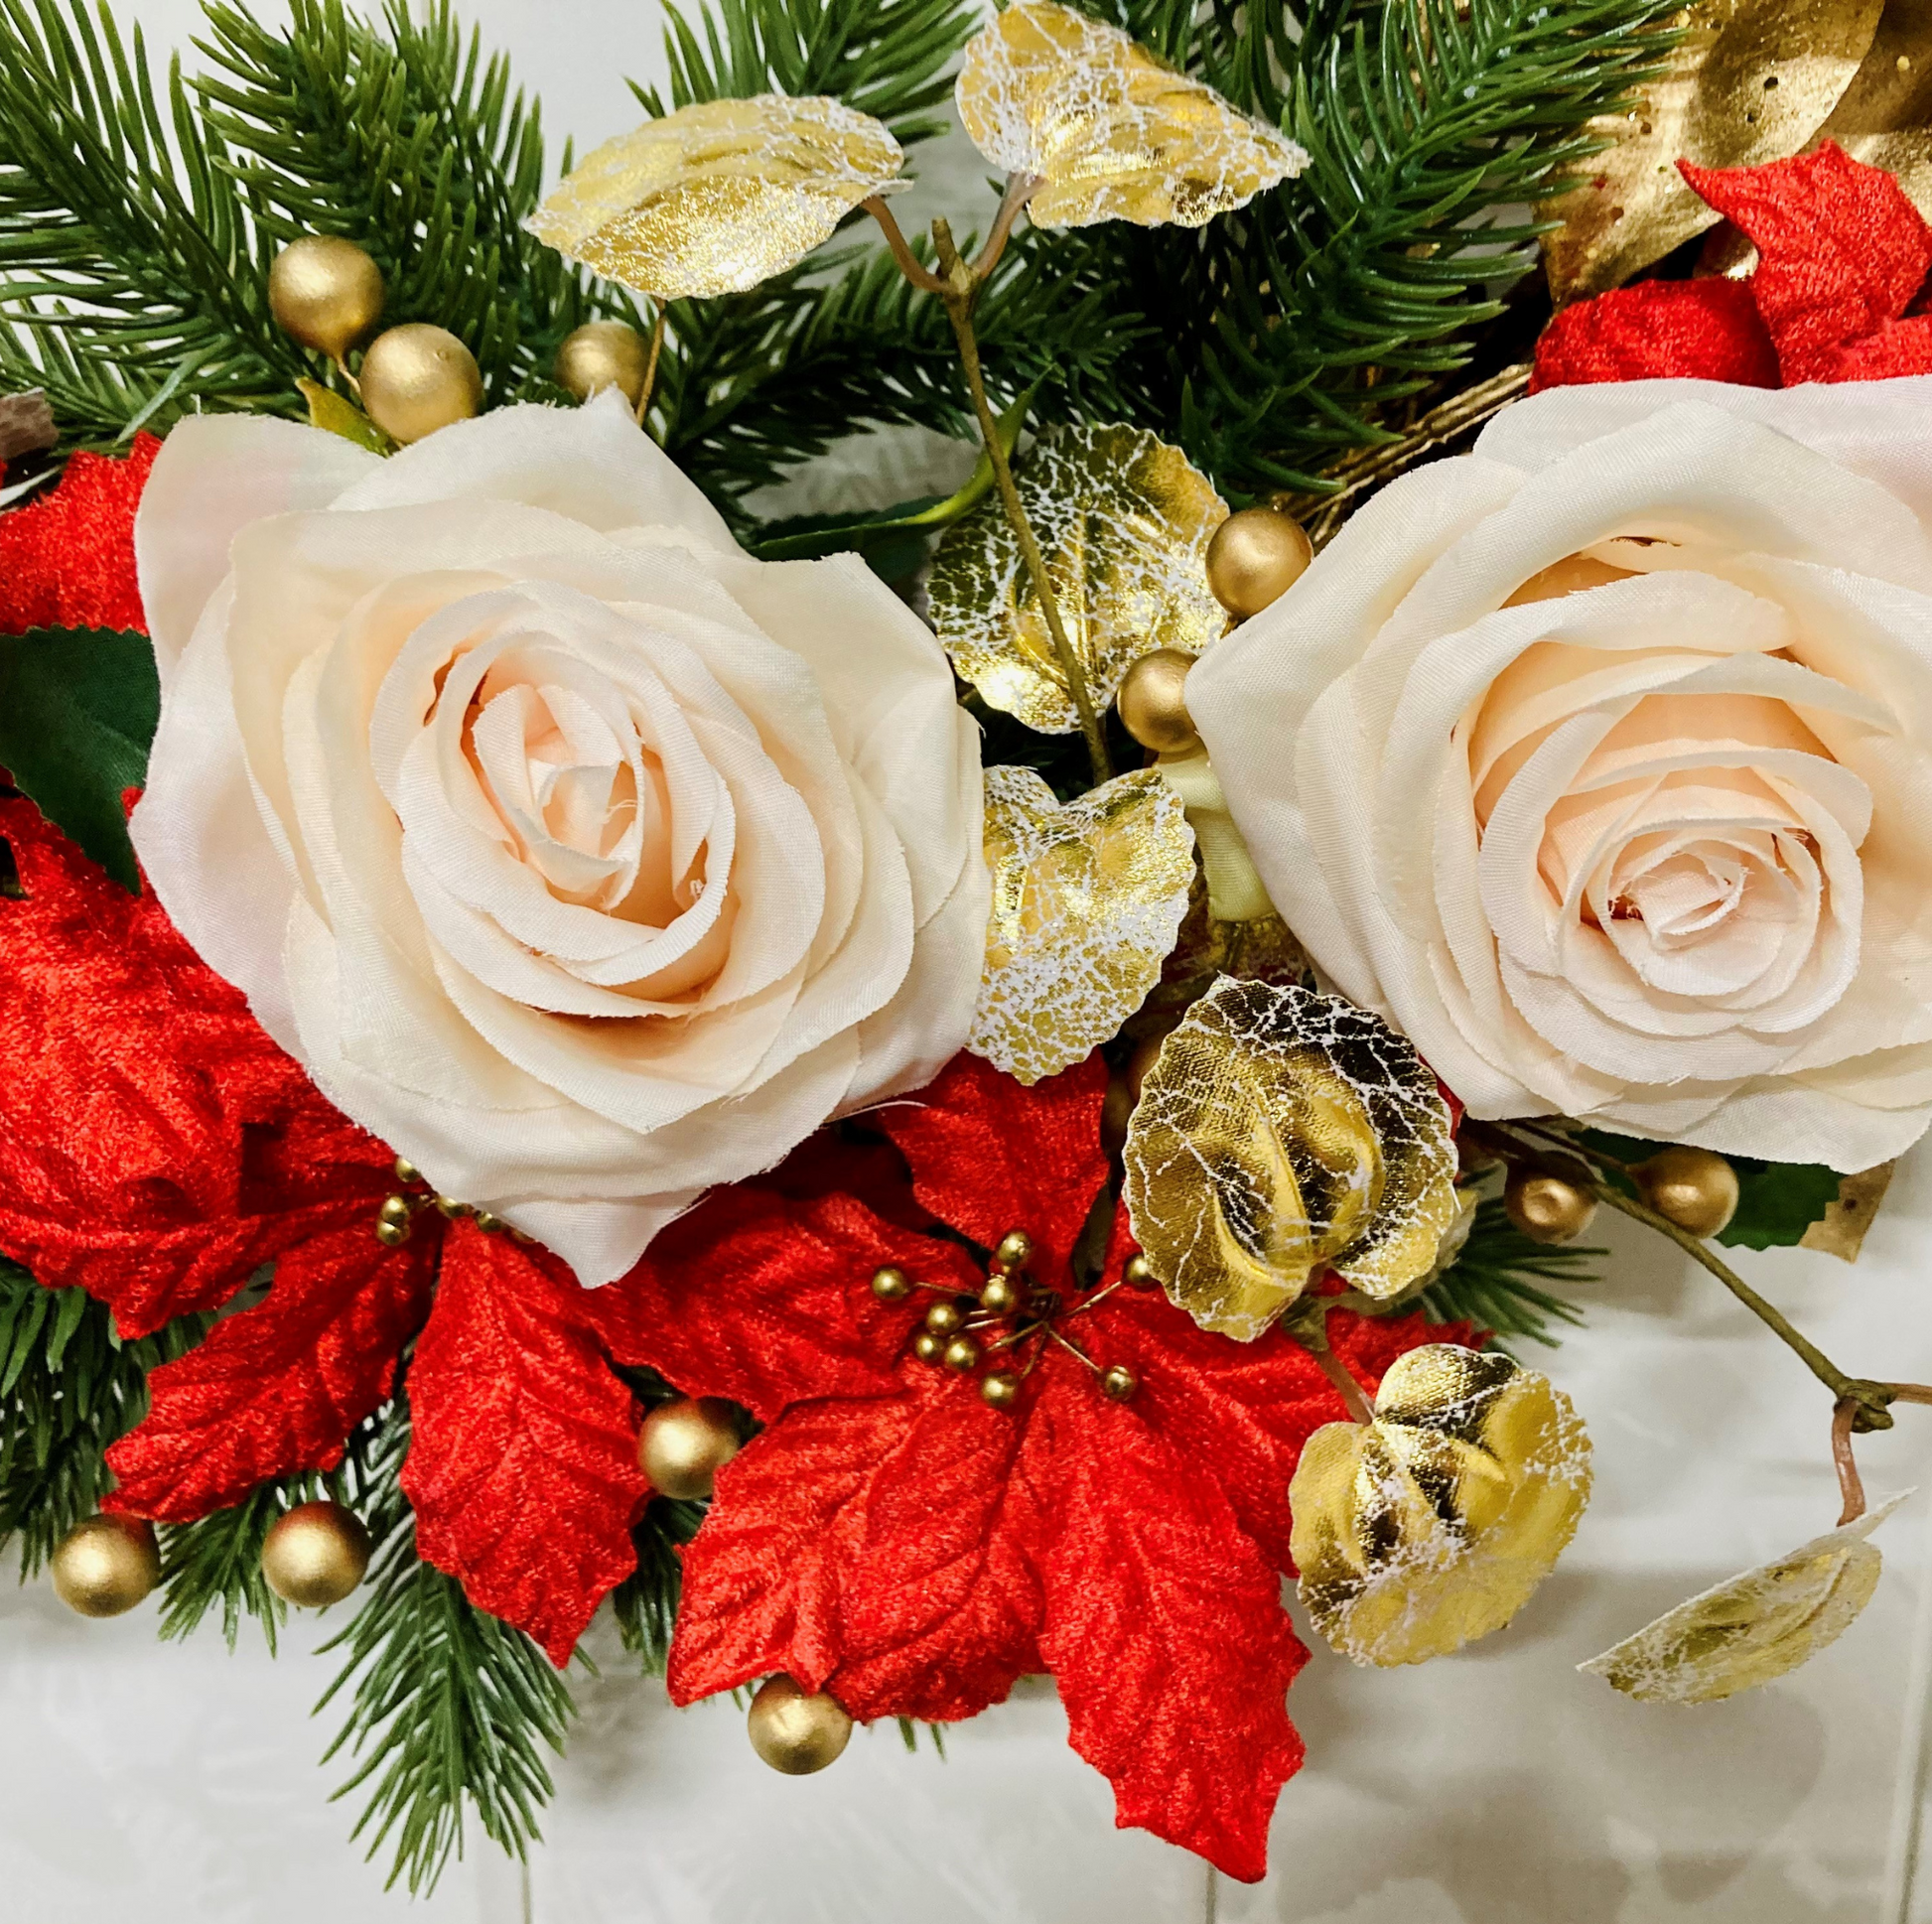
left=1833, top=1399, right=1865, bottom=1527
left=636, top=305, right=667, bottom=433
left=1291, top=1312, right=1375, bottom=1425
left=928, top=214, right=1112, bottom=788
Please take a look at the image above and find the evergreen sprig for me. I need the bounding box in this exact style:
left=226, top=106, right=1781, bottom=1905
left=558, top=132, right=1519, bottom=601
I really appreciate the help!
left=610, top=1495, right=704, bottom=1678
left=0, top=1256, right=205, bottom=1577
left=1420, top=1194, right=1599, bottom=1351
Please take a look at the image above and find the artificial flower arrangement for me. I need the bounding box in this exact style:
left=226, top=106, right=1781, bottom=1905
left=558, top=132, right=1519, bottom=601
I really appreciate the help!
left=4, top=0, right=1932, bottom=1892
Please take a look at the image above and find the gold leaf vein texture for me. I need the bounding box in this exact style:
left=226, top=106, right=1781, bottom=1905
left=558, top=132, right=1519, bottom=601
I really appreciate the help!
left=929, top=422, right=1229, bottom=735
left=525, top=94, right=906, bottom=299
left=1121, top=978, right=1459, bottom=1339
left=968, top=765, right=1196, bottom=1086
left=1580, top=1491, right=1912, bottom=1704
left=1291, top=1345, right=1593, bottom=1667
left=955, top=0, right=1307, bottom=228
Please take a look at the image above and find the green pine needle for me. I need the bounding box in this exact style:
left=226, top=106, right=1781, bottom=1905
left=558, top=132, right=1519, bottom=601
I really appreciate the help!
left=609, top=1494, right=704, bottom=1678
left=1419, top=1195, right=1600, bottom=1352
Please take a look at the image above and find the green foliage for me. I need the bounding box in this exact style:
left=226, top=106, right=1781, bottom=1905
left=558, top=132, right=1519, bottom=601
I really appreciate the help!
left=1420, top=1195, right=1598, bottom=1351
left=610, top=1496, right=705, bottom=1677
left=0, top=1257, right=205, bottom=1578
left=0, top=626, right=158, bottom=890
left=318, top=1399, right=574, bottom=1895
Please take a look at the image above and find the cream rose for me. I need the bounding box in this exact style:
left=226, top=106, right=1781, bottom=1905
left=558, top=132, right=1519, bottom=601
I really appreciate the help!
left=1188, top=377, right=1932, bottom=1169
left=129, top=393, right=987, bottom=1283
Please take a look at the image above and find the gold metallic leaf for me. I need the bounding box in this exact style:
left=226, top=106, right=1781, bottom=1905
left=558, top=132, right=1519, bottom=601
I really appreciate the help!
left=1542, top=0, right=1884, bottom=301
left=525, top=95, right=905, bottom=300
left=1291, top=1345, right=1593, bottom=1667
left=955, top=0, right=1307, bottom=228
left=1815, top=0, right=1932, bottom=215
left=929, top=423, right=1229, bottom=736
left=1122, top=979, right=1459, bottom=1339
left=969, top=765, right=1195, bottom=1086
left=1580, top=1493, right=1911, bottom=1703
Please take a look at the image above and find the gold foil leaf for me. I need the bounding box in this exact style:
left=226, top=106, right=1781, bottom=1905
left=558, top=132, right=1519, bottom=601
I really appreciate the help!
left=526, top=95, right=905, bottom=299
left=1814, top=0, right=1932, bottom=217
left=1580, top=1492, right=1912, bottom=1703
left=1291, top=1345, right=1593, bottom=1667
left=1122, top=979, right=1459, bottom=1339
left=1542, top=0, right=1884, bottom=301
left=955, top=0, right=1307, bottom=228
left=929, top=423, right=1229, bottom=735
left=969, top=765, right=1195, bottom=1085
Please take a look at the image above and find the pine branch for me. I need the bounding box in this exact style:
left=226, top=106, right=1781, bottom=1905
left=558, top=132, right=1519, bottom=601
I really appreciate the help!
left=609, top=1496, right=704, bottom=1677
left=0, top=1256, right=206, bottom=1578
left=317, top=1397, right=574, bottom=1896
left=1419, top=1195, right=1599, bottom=1351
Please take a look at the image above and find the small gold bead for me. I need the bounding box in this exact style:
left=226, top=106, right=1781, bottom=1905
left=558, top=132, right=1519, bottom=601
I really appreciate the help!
left=393, top=1156, right=421, bottom=1185
left=1504, top=1169, right=1597, bottom=1245
left=871, top=1266, right=911, bottom=1301
left=374, top=1218, right=411, bottom=1249
left=435, top=1195, right=477, bottom=1220
left=260, top=1500, right=371, bottom=1608
left=475, top=1211, right=504, bottom=1236
left=980, top=1273, right=1020, bottom=1316
left=924, top=1301, right=965, bottom=1337
left=943, top=1335, right=982, bottom=1373
left=1634, top=1146, right=1740, bottom=1240
left=913, top=1330, right=945, bottom=1364
left=1115, top=647, right=1200, bottom=756
left=554, top=320, right=652, bottom=407
left=638, top=1396, right=742, bottom=1501
left=50, top=1516, right=160, bottom=1618
left=509, top=1226, right=537, bottom=1245
left=267, top=234, right=385, bottom=362
left=1122, top=1253, right=1159, bottom=1290
left=358, top=323, right=483, bottom=445
left=747, top=1675, right=853, bottom=1775
left=1101, top=1364, right=1140, bottom=1402
left=1205, top=505, right=1314, bottom=619
left=992, top=1230, right=1034, bottom=1274
left=377, top=1194, right=413, bottom=1229
left=980, top=1371, right=1022, bottom=1411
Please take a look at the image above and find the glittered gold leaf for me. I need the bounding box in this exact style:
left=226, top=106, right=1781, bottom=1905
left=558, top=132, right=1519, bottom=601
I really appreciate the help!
left=1542, top=0, right=1885, bottom=301
left=525, top=95, right=905, bottom=300
left=1122, top=980, right=1459, bottom=1339
left=929, top=423, right=1228, bottom=736
left=955, top=0, right=1307, bottom=228
left=968, top=765, right=1195, bottom=1085
left=1814, top=0, right=1932, bottom=216
left=1580, top=1492, right=1912, bottom=1703
left=1291, top=1345, right=1592, bottom=1667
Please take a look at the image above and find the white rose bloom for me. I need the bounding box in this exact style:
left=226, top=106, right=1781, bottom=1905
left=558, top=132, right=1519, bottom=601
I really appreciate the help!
left=1189, top=377, right=1932, bottom=1170
left=130, top=393, right=988, bottom=1283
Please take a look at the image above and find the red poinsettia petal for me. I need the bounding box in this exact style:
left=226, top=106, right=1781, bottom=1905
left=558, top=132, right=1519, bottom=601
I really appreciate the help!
left=402, top=1224, right=648, bottom=1667
left=668, top=1395, right=914, bottom=1705
left=0, top=436, right=157, bottom=636
left=0, top=796, right=393, bottom=1334
left=587, top=1188, right=972, bottom=1422
left=878, top=1052, right=1110, bottom=1283
left=1683, top=144, right=1932, bottom=385
left=103, top=1221, right=436, bottom=1521
left=826, top=1376, right=1045, bottom=1721
left=1531, top=276, right=1780, bottom=392
left=751, top=1121, right=929, bottom=1230
left=1025, top=1372, right=1307, bottom=1884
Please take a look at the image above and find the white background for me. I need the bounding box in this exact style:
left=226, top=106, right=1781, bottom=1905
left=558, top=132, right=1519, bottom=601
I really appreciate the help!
left=8, top=5, right=1932, bottom=1920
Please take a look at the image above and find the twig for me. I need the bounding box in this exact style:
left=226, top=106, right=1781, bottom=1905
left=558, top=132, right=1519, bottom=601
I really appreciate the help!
left=1833, top=1398, right=1865, bottom=1527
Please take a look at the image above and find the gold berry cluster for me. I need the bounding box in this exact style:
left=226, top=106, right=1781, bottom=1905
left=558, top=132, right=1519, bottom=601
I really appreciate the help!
left=373, top=1156, right=531, bottom=1248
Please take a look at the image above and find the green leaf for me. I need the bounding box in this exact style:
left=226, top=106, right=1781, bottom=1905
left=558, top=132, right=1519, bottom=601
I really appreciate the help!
left=298, top=375, right=393, bottom=453
left=1718, top=1160, right=1844, bottom=1253
left=0, top=626, right=159, bottom=892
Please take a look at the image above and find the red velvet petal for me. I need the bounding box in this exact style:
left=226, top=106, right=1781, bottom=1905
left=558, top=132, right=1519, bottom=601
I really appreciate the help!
left=0, top=437, right=158, bottom=636
left=1025, top=1372, right=1307, bottom=1884
left=1530, top=277, right=1780, bottom=392
left=1684, top=144, right=1932, bottom=384
left=878, top=1052, right=1110, bottom=1284
left=103, top=1221, right=435, bottom=1520
left=751, top=1122, right=929, bottom=1230
left=667, top=1396, right=913, bottom=1705
left=588, top=1188, right=973, bottom=1422
left=402, top=1225, right=649, bottom=1667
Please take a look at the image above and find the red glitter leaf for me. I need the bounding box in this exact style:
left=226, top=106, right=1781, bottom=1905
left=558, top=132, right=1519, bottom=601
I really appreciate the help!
left=104, top=1221, right=435, bottom=1521
left=402, top=1224, right=649, bottom=1667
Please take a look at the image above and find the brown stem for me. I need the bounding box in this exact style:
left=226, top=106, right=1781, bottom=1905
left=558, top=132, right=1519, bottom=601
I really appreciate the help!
left=971, top=172, right=1039, bottom=281
left=929, top=215, right=1111, bottom=786
left=1885, top=1382, right=1932, bottom=1406
left=1833, top=1399, right=1865, bottom=1527
left=1291, top=1313, right=1375, bottom=1425
left=636, top=306, right=667, bottom=431
left=862, top=196, right=949, bottom=294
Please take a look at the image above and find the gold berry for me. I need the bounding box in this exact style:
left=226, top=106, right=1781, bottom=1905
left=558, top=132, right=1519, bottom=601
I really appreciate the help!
left=980, top=1273, right=1021, bottom=1316
left=747, top=1675, right=853, bottom=1775
left=992, top=1230, right=1034, bottom=1274
left=267, top=235, right=385, bottom=362
left=1505, top=1168, right=1597, bottom=1246
left=50, top=1516, right=161, bottom=1618
left=1635, top=1147, right=1740, bottom=1240
left=943, top=1334, right=982, bottom=1373
left=980, top=1371, right=1022, bottom=1410
left=555, top=320, right=652, bottom=407
left=1205, top=505, right=1313, bottom=619
left=1122, top=1253, right=1159, bottom=1291
left=1101, top=1364, right=1140, bottom=1402
left=393, top=1156, right=422, bottom=1185
left=260, top=1500, right=371, bottom=1608
left=638, top=1396, right=742, bottom=1501
left=924, top=1301, right=965, bottom=1337
left=358, top=324, right=483, bottom=445
left=474, top=1211, right=504, bottom=1235
left=374, top=1218, right=411, bottom=1248
left=913, top=1330, right=945, bottom=1364
left=871, top=1266, right=911, bottom=1301
left=377, top=1195, right=413, bottom=1229
left=1115, top=647, right=1200, bottom=756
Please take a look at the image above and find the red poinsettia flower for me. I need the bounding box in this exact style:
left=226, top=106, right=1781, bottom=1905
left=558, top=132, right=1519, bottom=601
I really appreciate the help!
left=585, top=1050, right=1464, bottom=1882
left=1534, top=143, right=1932, bottom=391
left=0, top=435, right=158, bottom=635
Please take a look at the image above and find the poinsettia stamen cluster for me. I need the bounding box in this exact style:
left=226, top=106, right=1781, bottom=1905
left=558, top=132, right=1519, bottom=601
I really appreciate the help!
left=371, top=1156, right=535, bottom=1249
